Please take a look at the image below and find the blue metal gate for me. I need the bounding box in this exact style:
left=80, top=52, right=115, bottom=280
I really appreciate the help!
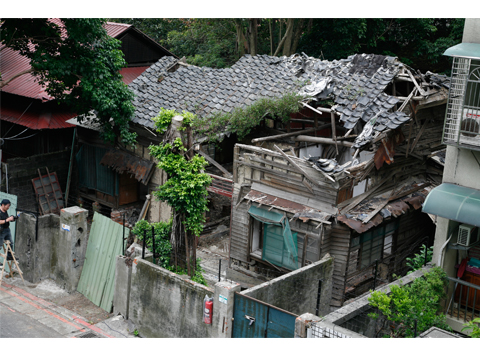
left=232, top=292, right=297, bottom=338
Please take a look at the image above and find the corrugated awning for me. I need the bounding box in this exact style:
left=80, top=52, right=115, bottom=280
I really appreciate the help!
left=422, top=183, right=480, bottom=227
left=100, top=148, right=155, bottom=185
left=244, top=189, right=332, bottom=224
left=444, top=42, right=480, bottom=60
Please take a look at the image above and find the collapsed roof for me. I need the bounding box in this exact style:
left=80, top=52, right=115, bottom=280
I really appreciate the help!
left=129, top=53, right=449, bottom=149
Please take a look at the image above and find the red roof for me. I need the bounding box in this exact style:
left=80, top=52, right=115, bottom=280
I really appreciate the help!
left=0, top=101, right=76, bottom=130
left=119, top=66, right=149, bottom=84
left=0, top=19, right=134, bottom=101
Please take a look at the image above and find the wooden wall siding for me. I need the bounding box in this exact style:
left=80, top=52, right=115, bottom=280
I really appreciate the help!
left=234, top=144, right=342, bottom=213
left=290, top=220, right=323, bottom=264
left=229, top=184, right=250, bottom=263
left=328, top=222, right=352, bottom=307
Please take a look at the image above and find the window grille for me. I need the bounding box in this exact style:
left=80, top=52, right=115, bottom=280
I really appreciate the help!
left=443, top=57, right=480, bottom=149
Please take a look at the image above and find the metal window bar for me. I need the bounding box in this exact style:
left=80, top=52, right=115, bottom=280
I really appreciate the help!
left=443, top=57, right=470, bottom=145
left=446, top=276, right=480, bottom=322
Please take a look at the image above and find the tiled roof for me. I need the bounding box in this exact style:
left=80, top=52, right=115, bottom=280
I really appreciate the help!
left=129, top=53, right=417, bottom=147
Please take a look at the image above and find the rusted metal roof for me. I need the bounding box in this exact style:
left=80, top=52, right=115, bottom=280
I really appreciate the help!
left=0, top=101, right=76, bottom=129
left=100, top=148, right=155, bottom=185
left=244, top=189, right=332, bottom=223
left=337, top=185, right=430, bottom=233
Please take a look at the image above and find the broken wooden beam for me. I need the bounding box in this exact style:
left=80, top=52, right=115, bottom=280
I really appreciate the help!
left=251, top=124, right=331, bottom=143
left=195, top=148, right=232, bottom=179
left=295, top=135, right=355, bottom=148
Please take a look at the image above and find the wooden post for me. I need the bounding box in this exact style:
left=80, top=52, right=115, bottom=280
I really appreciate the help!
left=233, top=146, right=240, bottom=183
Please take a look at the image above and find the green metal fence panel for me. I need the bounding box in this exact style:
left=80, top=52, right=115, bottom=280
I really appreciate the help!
left=77, top=212, right=128, bottom=312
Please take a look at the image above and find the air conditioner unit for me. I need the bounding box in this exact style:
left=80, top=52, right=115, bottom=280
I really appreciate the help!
left=457, top=224, right=479, bottom=247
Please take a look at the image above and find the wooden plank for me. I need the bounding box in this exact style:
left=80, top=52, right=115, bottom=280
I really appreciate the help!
left=251, top=124, right=331, bottom=143
left=195, top=149, right=232, bottom=178
left=274, top=144, right=329, bottom=185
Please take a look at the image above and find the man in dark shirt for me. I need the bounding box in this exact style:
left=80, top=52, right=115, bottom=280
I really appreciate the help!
left=0, top=199, right=16, bottom=261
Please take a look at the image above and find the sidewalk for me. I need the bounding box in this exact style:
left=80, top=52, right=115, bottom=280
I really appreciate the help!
left=0, top=276, right=136, bottom=338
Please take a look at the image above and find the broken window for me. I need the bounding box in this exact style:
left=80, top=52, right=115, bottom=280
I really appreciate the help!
left=248, top=206, right=299, bottom=270
left=353, top=219, right=398, bottom=269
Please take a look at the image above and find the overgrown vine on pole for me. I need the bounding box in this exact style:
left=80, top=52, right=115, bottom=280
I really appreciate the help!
left=149, top=108, right=212, bottom=237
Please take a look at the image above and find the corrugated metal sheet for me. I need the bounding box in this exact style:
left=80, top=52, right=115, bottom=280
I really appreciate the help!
left=77, top=212, right=129, bottom=312
left=0, top=102, right=76, bottom=129
left=100, top=148, right=155, bottom=185
left=105, top=22, right=131, bottom=39
left=244, top=189, right=332, bottom=223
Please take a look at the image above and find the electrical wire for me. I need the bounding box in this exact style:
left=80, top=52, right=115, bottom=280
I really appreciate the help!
left=3, top=133, right=38, bottom=141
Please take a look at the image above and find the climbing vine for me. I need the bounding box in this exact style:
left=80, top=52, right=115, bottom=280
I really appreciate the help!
left=148, top=109, right=212, bottom=237
left=190, top=92, right=306, bottom=141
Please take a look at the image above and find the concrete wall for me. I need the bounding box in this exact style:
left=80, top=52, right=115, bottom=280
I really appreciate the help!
left=128, top=258, right=213, bottom=338
left=114, top=256, right=241, bottom=338
left=15, top=213, right=59, bottom=283
left=463, top=19, right=480, bottom=43
left=14, top=206, right=87, bottom=292
left=240, top=254, right=333, bottom=316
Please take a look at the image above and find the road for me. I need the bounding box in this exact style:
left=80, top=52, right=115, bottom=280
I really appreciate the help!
left=0, top=278, right=134, bottom=338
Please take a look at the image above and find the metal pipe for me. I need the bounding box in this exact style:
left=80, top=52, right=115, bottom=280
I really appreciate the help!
left=123, top=213, right=126, bottom=256
left=218, top=259, right=222, bottom=281
left=142, top=228, right=146, bottom=260
left=315, top=280, right=323, bottom=316
left=152, top=225, right=155, bottom=264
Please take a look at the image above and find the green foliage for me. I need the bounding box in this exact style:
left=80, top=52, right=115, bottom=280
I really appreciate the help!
left=131, top=219, right=173, bottom=269
left=368, top=267, right=452, bottom=338
left=406, top=244, right=433, bottom=273
left=191, top=92, right=305, bottom=141
left=133, top=329, right=139, bottom=336
left=1, top=18, right=137, bottom=146
left=462, top=318, right=480, bottom=338
left=149, top=109, right=211, bottom=236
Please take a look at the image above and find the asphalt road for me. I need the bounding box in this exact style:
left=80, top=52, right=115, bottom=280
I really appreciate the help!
left=0, top=304, right=62, bottom=338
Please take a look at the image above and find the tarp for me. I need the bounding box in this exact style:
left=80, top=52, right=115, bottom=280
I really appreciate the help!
left=248, top=205, right=298, bottom=270
left=422, top=182, right=480, bottom=227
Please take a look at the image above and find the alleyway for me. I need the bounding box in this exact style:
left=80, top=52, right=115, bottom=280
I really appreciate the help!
left=0, top=277, right=134, bottom=338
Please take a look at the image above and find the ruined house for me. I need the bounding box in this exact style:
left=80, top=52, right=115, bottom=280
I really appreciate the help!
left=221, top=54, right=450, bottom=307
left=71, top=51, right=450, bottom=308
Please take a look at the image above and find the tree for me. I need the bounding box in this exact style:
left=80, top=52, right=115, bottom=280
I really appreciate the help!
left=1, top=18, right=136, bottom=145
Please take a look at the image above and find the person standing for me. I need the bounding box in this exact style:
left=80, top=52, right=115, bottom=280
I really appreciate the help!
left=0, top=199, right=16, bottom=261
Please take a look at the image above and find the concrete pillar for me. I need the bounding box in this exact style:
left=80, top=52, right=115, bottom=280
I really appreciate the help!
left=53, top=206, right=88, bottom=292
left=113, top=255, right=132, bottom=319
left=462, top=19, right=480, bottom=44
left=213, top=280, right=241, bottom=338
left=295, top=313, right=322, bottom=338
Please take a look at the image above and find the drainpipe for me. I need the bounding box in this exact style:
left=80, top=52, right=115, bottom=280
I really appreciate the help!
left=438, top=230, right=455, bottom=268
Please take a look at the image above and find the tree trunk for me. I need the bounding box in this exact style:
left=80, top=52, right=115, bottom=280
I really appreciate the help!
left=234, top=19, right=247, bottom=57
left=282, top=19, right=295, bottom=56
left=269, top=19, right=273, bottom=56
left=249, top=18, right=258, bottom=56
left=291, top=19, right=306, bottom=55
left=274, top=19, right=294, bottom=57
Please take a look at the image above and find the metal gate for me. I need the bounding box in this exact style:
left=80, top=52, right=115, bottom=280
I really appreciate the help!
left=232, top=292, right=297, bottom=338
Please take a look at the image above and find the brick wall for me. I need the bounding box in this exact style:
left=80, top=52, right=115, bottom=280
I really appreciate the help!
left=3, top=150, right=76, bottom=213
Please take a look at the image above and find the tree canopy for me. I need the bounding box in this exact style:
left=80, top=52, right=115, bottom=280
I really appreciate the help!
left=112, top=18, right=464, bottom=73
left=1, top=18, right=136, bottom=145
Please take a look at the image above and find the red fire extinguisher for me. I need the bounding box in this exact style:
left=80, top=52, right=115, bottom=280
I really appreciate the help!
left=203, top=295, right=213, bottom=324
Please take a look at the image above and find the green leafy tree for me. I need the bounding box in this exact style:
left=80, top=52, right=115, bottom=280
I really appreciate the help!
left=1, top=18, right=136, bottom=145
left=462, top=318, right=480, bottom=338
left=368, top=267, right=452, bottom=338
